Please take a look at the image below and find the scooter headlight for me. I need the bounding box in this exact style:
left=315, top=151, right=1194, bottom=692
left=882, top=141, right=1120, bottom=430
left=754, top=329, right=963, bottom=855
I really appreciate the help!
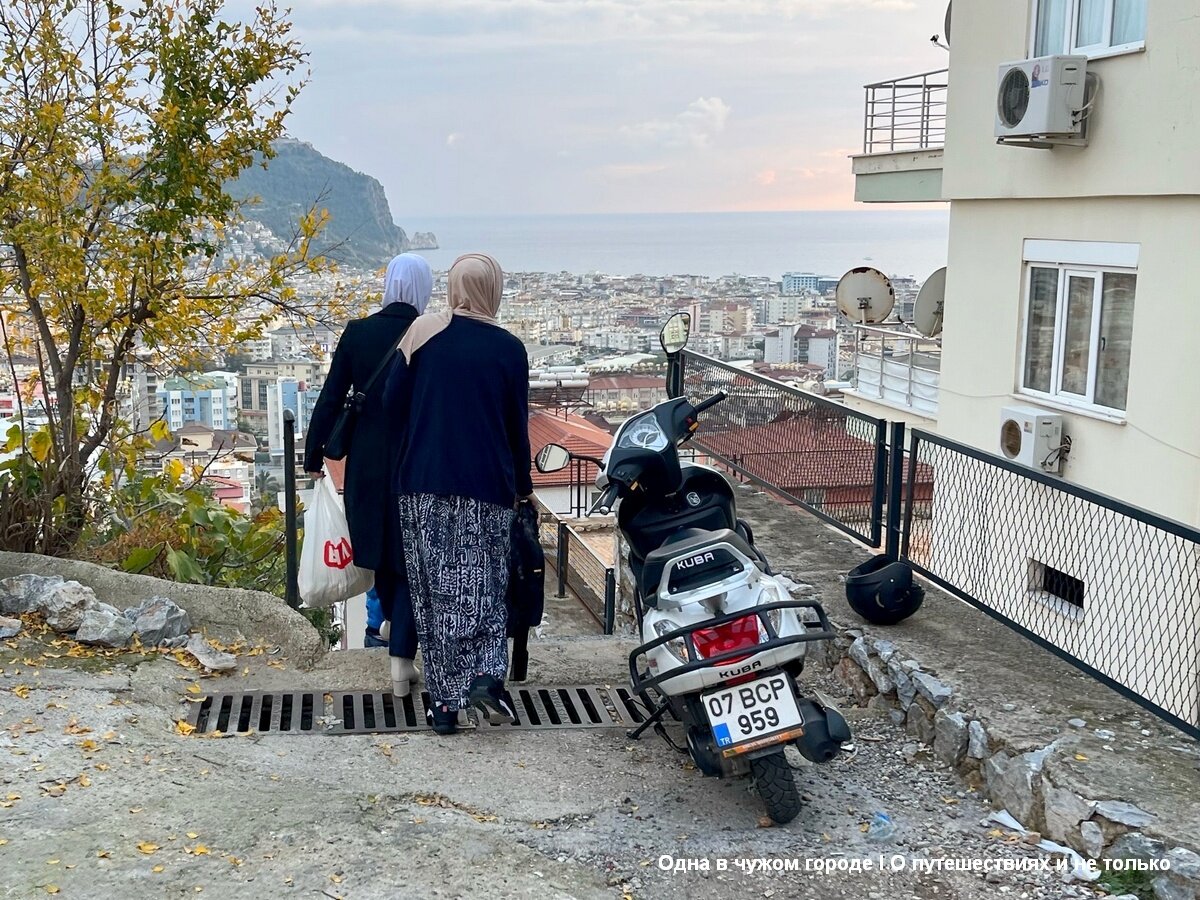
left=653, top=619, right=690, bottom=663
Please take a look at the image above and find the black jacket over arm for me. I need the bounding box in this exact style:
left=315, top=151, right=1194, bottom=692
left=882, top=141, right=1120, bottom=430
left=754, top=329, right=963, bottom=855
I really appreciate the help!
left=303, top=303, right=418, bottom=572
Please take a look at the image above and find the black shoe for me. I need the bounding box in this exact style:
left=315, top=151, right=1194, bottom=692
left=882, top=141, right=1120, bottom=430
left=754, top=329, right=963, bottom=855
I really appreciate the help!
left=427, top=703, right=458, bottom=735
left=468, top=674, right=516, bottom=724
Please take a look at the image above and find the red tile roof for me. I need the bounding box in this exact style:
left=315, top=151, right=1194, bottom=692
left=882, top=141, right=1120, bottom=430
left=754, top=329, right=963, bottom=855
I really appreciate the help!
left=528, top=411, right=613, bottom=488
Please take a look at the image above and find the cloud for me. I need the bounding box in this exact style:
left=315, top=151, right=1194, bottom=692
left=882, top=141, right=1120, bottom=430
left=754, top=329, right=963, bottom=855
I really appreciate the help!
left=621, top=97, right=731, bottom=150
left=755, top=169, right=778, bottom=186
left=446, top=132, right=464, bottom=148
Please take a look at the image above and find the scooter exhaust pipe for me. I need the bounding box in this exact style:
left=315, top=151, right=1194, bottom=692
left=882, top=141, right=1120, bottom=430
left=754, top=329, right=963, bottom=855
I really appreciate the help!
left=794, top=698, right=852, bottom=763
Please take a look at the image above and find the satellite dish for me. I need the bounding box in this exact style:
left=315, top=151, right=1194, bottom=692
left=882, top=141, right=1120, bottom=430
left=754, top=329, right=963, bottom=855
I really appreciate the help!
left=944, top=1, right=952, bottom=46
left=836, top=267, right=895, bottom=325
left=913, top=267, right=947, bottom=337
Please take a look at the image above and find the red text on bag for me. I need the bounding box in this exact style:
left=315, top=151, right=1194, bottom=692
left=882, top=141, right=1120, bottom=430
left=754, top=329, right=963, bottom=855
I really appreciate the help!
left=323, top=538, right=354, bottom=570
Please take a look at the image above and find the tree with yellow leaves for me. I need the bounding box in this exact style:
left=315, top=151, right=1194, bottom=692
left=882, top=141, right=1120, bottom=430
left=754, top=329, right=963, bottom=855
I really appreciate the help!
left=0, top=0, right=345, bottom=553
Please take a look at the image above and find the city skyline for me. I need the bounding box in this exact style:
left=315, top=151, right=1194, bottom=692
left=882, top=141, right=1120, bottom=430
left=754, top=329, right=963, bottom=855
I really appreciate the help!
left=242, top=0, right=951, bottom=218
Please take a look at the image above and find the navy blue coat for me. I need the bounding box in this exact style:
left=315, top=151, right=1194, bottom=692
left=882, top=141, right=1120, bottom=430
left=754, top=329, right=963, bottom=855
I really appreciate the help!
left=304, top=304, right=417, bottom=572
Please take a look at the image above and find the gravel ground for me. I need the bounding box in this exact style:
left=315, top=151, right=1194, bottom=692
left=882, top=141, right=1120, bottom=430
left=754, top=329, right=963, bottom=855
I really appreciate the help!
left=0, top=630, right=1117, bottom=900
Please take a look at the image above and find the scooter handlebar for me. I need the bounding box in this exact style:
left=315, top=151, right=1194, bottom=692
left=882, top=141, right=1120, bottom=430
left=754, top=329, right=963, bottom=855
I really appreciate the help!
left=588, top=482, right=620, bottom=516
left=691, top=391, right=727, bottom=416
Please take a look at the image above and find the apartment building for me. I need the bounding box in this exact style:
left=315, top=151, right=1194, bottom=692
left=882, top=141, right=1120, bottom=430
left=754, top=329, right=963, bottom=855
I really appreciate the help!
left=849, top=0, right=1198, bottom=526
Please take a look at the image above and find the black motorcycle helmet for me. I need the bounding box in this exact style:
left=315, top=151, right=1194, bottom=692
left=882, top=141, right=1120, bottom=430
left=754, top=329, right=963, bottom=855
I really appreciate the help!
left=845, top=556, right=925, bottom=626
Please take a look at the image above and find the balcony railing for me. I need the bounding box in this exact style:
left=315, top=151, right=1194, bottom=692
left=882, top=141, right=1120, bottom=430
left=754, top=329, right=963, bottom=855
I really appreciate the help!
left=862, top=68, right=948, bottom=154
left=848, top=324, right=941, bottom=417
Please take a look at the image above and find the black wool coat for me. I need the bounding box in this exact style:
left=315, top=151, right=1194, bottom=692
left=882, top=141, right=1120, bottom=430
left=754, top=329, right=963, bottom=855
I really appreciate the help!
left=303, top=303, right=418, bottom=573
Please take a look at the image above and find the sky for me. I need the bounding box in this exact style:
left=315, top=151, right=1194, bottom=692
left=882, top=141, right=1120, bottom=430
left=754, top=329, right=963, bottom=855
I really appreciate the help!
left=256, top=0, right=950, bottom=218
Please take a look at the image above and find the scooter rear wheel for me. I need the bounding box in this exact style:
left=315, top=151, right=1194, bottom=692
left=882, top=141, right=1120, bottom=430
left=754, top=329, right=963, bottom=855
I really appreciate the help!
left=750, top=751, right=802, bottom=824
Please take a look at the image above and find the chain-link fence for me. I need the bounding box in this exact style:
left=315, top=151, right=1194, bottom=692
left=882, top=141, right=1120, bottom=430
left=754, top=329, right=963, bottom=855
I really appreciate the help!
left=682, top=350, right=889, bottom=546
left=902, top=429, right=1200, bottom=739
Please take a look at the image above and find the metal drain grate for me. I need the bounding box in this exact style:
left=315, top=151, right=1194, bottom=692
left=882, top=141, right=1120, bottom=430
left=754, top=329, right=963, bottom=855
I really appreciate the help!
left=186, top=685, right=656, bottom=736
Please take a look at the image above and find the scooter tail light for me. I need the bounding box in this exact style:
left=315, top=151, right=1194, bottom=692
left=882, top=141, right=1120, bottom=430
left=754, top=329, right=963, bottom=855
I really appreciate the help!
left=693, top=615, right=760, bottom=663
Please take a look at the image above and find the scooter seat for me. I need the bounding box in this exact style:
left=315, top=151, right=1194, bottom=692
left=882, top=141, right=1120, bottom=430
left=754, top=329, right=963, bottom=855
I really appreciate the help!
left=640, top=528, right=757, bottom=604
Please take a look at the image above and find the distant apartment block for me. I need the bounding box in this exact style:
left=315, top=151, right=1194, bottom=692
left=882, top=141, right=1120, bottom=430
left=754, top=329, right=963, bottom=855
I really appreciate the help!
left=158, top=375, right=238, bottom=432
left=781, top=272, right=820, bottom=295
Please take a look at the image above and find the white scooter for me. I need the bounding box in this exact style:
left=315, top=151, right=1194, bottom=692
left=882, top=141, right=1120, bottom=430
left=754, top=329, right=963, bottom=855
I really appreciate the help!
left=536, top=313, right=850, bottom=824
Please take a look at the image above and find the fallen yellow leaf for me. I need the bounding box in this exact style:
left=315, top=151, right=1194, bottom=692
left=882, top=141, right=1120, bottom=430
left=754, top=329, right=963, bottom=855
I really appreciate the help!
left=227, top=855, right=243, bottom=867
left=152, top=865, right=164, bottom=873
left=46, top=859, right=60, bottom=865
left=96, top=850, right=111, bottom=859
left=187, top=845, right=210, bottom=856
left=330, top=874, right=343, bottom=884
left=102, top=731, right=116, bottom=741
left=44, top=886, right=59, bottom=895
left=76, top=774, right=92, bottom=788
left=186, top=832, right=199, bottom=839
left=13, top=685, right=30, bottom=699
left=94, top=763, right=110, bottom=772
left=175, top=720, right=196, bottom=736
left=64, top=718, right=92, bottom=735
left=1075, top=753, right=1089, bottom=762
left=186, top=684, right=202, bottom=695
left=79, top=739, right=99, bottom=752
left=0, top=838, right=8, bottom=846
left=136, top=842, right=160, bottom=855
left=129, top=807, right=144, bottom=814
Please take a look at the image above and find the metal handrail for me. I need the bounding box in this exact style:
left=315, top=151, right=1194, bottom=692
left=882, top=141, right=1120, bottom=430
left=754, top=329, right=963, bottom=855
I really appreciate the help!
left=862, top=68, right=948, bottom=154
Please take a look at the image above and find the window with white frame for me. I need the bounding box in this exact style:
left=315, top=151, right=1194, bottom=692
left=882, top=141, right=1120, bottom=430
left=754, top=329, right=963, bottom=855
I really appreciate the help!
left=1033, top=0, right=1146, bottom=56
left=1020, top=250, right=1137, bottom=413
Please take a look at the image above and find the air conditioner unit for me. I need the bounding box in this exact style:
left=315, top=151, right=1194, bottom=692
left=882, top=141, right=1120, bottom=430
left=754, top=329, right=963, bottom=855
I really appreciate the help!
left=995, top=55, right=1088, bottom=145
left=1000, top=406, right=1064, bottom=473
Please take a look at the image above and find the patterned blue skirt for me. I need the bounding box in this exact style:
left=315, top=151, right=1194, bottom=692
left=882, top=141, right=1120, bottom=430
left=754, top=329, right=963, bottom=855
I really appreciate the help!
left=398, top=494, right=515, bottom=710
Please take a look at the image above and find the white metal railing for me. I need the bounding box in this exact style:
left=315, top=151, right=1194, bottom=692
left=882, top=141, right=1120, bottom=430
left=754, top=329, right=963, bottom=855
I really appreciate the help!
left=863, top=68, right=948, bottom=154
left=849, top=324, right=941, bottom=417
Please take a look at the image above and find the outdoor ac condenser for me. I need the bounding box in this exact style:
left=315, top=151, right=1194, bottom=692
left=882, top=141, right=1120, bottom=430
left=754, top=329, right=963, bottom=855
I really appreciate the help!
left=995, top=54, right=1088, bottom=144
left=999, top=406, right=1064, bottom=473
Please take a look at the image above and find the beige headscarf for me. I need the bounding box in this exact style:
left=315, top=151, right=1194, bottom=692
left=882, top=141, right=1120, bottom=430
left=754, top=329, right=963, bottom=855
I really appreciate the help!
left=398, top=253, right=504, bottom=363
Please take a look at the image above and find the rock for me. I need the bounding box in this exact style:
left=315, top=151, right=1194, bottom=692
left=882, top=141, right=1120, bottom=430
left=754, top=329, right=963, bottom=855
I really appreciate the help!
left=933, top=709, right=969, bottom=768
left=983, top=750, right=1046, bottom=829
left=866, top=658, right=894, bottom=695
left=849, top=636, right=871, bottom=670
left=887, top=658, right=917, bottom=709
left=40, top=580, right=100, bottom=632
left=160, top=634, right=190, bottom=649
left=867, top=694, right=894, bottom=714
left=1042, top=784, right=1096, bottom=847
left=870, top=638, right=897, bottom=663
left=911, top=672, right=952, bottom=708
left=185, top=634, right=237, bottom=672
left=75, top=607, right=134, bottom=648
left=906, top=696, right=936, bottom=745
left=1154, top=848, right=1200, bottom=900
left=902, top=742, right=928, bottom=762
left=0, top=574, right=66, bottom=614
left=1079, top=820, right=1104, bottom=859
left=1108, top=831, right=1166, bottom=863
left=889, top=709, right=906, bottom=726
left=130, top=596, right=191, bottom=645
left=1094, top=800, right=1156, bottom=829
left=1094, top=729, right=1115, bottom=741
left=967, top=720, right=989, bottom=759
left=0, top=615, right=21, bottom=639
left=1068, top=718, right=1087, bottom=729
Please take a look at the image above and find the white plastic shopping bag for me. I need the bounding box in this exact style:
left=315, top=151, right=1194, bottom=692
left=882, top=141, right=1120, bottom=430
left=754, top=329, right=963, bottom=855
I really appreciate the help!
left=298, top=478, right=374, bottom=608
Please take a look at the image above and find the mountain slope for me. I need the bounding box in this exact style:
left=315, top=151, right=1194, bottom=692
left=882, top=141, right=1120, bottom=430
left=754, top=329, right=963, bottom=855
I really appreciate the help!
left=228, top=139, right=410, bottom=269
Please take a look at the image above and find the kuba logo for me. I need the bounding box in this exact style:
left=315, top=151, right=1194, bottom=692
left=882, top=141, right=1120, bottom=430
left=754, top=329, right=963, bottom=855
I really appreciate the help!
left=718, top=659, right=762, bottom=679
left=324, top=538, right=354, bottom=570
left=675, top=551, right=716, bottom=571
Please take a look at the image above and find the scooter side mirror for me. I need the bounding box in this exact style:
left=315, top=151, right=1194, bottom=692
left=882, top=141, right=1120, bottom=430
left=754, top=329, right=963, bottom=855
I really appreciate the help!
left=535, top=443, right=572, bottom=473
left=659, top=312, right=691, bottom=355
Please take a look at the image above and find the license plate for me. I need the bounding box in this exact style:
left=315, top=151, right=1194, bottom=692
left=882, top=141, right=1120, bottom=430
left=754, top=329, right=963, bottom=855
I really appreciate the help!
left=703, top=673, right=804, bottom=757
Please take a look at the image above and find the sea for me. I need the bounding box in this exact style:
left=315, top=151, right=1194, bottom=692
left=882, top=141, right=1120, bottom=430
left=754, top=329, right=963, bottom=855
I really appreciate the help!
left=406, top=210, right=950, bottom=281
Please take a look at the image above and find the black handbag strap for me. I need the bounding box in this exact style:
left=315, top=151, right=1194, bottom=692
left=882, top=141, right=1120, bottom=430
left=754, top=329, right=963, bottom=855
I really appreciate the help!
left=346, top=340, right=403, bottom=410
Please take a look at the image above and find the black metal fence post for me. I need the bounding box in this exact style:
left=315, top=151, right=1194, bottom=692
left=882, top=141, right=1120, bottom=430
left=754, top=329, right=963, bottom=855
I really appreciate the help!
left=885, top=420, right=906, bottom=561
left=871, top=423, right=889, bottom=548
left=283, top=409, right=299, bottom=608
left=603, top=568, right=616, bottom=635
left=556, top=522, right=568, bottom=598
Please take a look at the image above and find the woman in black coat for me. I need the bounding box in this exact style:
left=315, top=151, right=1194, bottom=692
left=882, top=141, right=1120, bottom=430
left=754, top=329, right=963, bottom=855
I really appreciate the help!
left=303, top=253, right=431, bottom=696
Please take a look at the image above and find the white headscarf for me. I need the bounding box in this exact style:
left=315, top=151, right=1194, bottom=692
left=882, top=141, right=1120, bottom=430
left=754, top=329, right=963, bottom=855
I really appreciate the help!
left=382, top=253, right=433, bottom=314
